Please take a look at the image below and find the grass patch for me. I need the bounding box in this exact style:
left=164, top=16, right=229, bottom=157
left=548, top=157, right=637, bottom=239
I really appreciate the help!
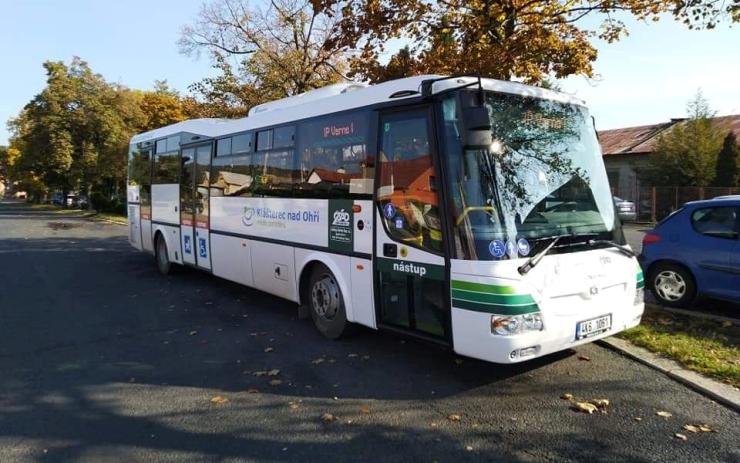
left=93, top=212, right=127, bottom=224
left=618, top=305, right=740, bottom=387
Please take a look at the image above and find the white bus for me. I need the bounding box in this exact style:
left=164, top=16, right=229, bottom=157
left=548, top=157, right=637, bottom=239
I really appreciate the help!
left=127, top=75, right=644, bottom=363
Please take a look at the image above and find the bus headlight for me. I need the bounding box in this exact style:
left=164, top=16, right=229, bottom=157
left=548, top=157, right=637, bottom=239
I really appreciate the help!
left=491, top=313, right=543, bottom=336
left=634, top=287, right=644, bottom=305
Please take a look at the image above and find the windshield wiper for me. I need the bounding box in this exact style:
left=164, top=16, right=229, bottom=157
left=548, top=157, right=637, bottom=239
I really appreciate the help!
left=586, top=239, right=636, bottom=258
left=517, top=232, right=599, bottom=275
left=517, top=235, right=564, bottom=275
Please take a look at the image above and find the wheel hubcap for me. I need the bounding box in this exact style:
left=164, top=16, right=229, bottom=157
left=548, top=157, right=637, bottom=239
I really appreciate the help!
left=654, top=270, right=686, bottom=301
left=311, top=274, right=340, bottom=321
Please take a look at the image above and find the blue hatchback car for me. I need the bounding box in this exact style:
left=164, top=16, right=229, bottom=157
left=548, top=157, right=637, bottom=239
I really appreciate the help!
left=639, top=196, right=740, bottom=307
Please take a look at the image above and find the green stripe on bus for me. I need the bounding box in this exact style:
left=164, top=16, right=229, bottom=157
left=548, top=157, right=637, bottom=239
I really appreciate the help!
left=451, top=288, right=535, bottom=305
left=452, top=298, right=540, bottom=315
left=637, top=280, right=645, bottom=289
left=451, top=280, right=519, bottom=295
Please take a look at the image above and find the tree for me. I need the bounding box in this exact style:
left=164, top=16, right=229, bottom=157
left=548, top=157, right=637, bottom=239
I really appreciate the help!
left=713, top=132, right=739, bottom=187
left=179, top=0, right=349, bottom=116
left=7, top=58, right=143, bottom=204
left=138, top=80, right=188, bottom=132
left=646, top=90, right=725, bottom=187
left=317, top=0, right=737, bottom=84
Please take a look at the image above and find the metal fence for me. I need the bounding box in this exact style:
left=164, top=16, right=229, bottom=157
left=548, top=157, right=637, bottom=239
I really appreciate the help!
left=632, top=186, right=740, bottom=222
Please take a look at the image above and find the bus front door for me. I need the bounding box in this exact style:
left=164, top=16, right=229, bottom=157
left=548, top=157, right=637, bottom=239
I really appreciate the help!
left=180, top=143, right=213, bottom=270
left=374, top=108, right=450, bottom=343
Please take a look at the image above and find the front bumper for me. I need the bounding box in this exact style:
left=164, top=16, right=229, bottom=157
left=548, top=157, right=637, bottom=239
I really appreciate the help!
left=452, top=302, right=645, bottom=364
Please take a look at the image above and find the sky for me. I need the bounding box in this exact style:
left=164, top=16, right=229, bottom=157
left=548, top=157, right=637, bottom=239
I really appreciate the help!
left=0, top=0, right=738, bottom=146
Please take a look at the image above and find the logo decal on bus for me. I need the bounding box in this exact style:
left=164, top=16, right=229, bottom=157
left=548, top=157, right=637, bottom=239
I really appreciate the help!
left=332, top=209, right=351, bottom=227
left=242, top=207, right=255, bottom=226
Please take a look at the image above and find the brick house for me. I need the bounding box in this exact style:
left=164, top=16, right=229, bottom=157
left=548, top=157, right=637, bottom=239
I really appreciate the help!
left=598, top=114, right=740, bottom=202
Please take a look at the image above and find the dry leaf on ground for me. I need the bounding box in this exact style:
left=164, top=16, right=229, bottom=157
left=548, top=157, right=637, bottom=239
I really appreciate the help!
left=721, top=320, right=733, bottom=328
left=311, top=358, right=325, bottom=365
left=269, top=379, right=283, bottom=386
left=264, top=347, right=274, bottom=353
left=189, top=330, right=198, bottom=336
left=577, top=355, right=591, bottom=361
left=252, top=371, right=267, bottom=377
left=674, top=433, right=687, bottom=441
left=210, top=396, right=229, bottom=405
left=267, top=369, right=280, bottom=376
left=348, top=353, right=359, bottom=358
left=572, top=402, right=598, bottom=414
left=656, top=411, right=673, bottom=418
left=447, top=414, right=461, bottom=422
left=321, top=413, right=336, bottom=423
left=634, top=417, right=643, bottom=422
left=360, top=405, right=371, bottom=415
left=288, top=401, right=300, bottom=410
left=685, top=424, right=714, bottom=433
left=560, top=393, right=574, bottom=400
left=589, top=399, right=610, bottom=411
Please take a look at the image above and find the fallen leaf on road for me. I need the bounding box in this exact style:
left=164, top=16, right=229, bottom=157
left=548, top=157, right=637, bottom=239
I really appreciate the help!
left=698, top=424, right=714, bottom=432
left=465, top=446, right=473, bottom=451
left=321, top=413, right=336, bottom=423
left=264, top=347, right=274, bottom=353
left=360, top=405, right=371, bottom=415
left=656, top=411, right=673, bottom=418
left=683, top=424, right=700, bottom=433
left=311, top=358, right=325, bottom=364
left=560, top=393, right=574, bottom=400
left=577, top=354, right=591, bottom=361
left=348, top=353, right=359, bottom=358
left=685, top=424, right=714, bottom=433
left=269, top=379, right=283, bottom=386
left=252, top=371, right=267, bottom=377
left=447, top=414, right=461, bottom=422
left=210, top=396, right=229, bottom=405
left=721, top=320, right=732, bottom=328
left=674, top=433, right=687, bottom=441
left=634, top=417, right=643, bottom=422
left=657, top=317, right=674, bottom=326
left=572, top=402, right=598, bottom=414
left=288, top=401, right=300, bottom=410
left=589, top=399, right=610, bottom=411
left=267, top=369, right=280, bottom=376
left=189, top=330, right=198, bottom=336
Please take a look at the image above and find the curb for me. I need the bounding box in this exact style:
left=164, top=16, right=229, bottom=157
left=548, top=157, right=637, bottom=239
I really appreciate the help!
left=598, top=337, right=740, bottom=412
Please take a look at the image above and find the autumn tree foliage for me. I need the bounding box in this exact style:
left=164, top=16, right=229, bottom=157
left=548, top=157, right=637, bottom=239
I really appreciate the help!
left=316, top=0, right=739, bottom=83
left=179, top=0, right=349, bottom=116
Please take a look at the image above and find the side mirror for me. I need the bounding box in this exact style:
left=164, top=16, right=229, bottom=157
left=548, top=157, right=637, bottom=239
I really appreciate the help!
left=462, top=106, right=492, bottom=148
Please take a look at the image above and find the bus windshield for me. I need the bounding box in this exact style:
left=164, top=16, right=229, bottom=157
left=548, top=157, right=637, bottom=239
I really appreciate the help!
left=442, top=91, right=620, bottom=261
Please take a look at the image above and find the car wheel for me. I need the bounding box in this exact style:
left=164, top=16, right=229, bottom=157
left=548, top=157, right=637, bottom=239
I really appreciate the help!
left=308, top=264, right=350, bottom=339
left=155, top=234, right=171, bottom=276
left=649, top=263, right=696, bottom=308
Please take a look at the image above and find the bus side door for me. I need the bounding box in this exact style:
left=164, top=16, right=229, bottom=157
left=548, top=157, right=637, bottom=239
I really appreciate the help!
left=374, top=107, right=450, bottom=342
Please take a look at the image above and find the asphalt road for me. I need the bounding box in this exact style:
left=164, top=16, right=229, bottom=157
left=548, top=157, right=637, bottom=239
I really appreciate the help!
left=0, top=200, right=738, bottom=463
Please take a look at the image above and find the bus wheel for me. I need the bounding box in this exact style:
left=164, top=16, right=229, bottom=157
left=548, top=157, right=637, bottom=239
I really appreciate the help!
left=155, top=234, right=171, bottom=276
left=308, top=265, right=348, bottom=339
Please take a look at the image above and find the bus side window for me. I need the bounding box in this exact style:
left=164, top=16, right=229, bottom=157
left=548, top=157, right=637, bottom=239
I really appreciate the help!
left=378, top=112, right=442, bottom=253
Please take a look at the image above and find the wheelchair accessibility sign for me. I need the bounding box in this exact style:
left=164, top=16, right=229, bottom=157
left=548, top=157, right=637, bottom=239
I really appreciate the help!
left=198, top=237, right=207, bottom=258
left=183, top=235, right=192, bottom=254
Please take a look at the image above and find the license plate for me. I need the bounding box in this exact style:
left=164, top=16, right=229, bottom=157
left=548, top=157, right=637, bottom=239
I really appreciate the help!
left=576, top=314, right=612, bottom=340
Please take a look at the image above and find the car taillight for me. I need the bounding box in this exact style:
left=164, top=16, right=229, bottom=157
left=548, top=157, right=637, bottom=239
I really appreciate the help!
left=642, top=233, right=661, bottom=246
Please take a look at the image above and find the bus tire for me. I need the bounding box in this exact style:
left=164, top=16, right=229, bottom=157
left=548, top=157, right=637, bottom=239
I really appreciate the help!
left=154, top=233, right=171, bottom=276
left=308, top=264, right=350, bottom=339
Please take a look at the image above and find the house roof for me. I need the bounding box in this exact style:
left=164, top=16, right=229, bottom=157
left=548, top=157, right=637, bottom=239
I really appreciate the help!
left=599, top=114, right=740, bottom=156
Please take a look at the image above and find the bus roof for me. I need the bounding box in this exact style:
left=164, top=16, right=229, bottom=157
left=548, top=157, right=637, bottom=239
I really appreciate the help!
left=130, top=75, right=586, bottom=145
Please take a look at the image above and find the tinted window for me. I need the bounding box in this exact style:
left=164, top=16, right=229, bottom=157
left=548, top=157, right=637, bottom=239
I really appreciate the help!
left=378, top=111, right=442, bottom=253
left=257, top=130, right=273, bottom=151
left=152, top=151, right=180, bottom=183
left=210, top=154, right=254, bottom=197
left=252, top=149, right=296, bottom=197
left=691, top=206, right=739, bottom=239
left=296, top=111, right=373, bottom=198
left=217, top=137, right=232, bottom=157
left=156, top=139, right=167, bottom=154
left=166, top=136, right=180, bottom=152
left=274, top=126, right=295, bottom=148
left=233, top=133, right=252, bottom=153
